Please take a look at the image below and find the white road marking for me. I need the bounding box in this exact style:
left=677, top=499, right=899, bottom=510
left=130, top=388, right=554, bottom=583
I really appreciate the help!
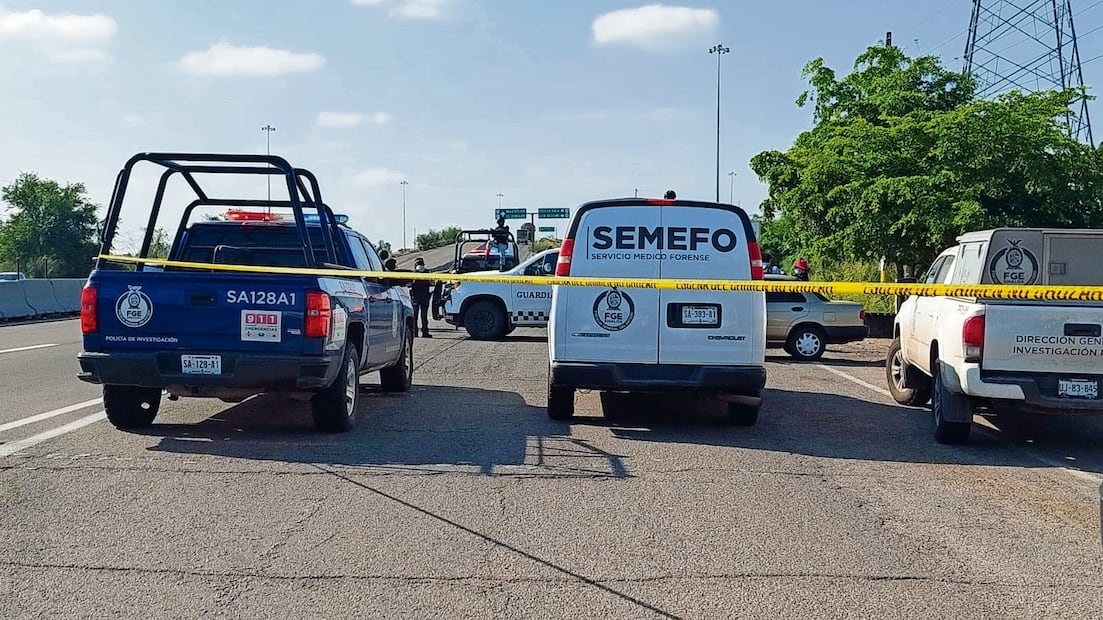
left=817, top=363, right=893, bottom=399
left=0, top=398, right=102, bottom=434
left=817, top=363, right=1103, bottom=484
left=0, top=343, right=59, bottom=355
left=0, top=411, right=106, bottom=458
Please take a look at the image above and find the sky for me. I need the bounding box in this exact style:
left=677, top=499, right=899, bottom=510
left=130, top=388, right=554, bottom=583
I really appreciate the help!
left=3, top=1, right=1103, bottom=252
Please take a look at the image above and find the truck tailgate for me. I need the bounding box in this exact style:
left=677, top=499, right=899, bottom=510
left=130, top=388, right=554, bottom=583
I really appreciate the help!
left=983, top=303, right=1103, bottom=374
left=90, top=271, right=316, bottom=355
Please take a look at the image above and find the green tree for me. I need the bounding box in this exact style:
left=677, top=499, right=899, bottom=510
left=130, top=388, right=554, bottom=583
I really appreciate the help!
left=375, top=239, right=392, bottom=254
left=145, top=227, right=171, bottom=259
left=414, top=226, right=462, bottom=251
left=533, top=236, right=561, bottom=253
left=750, top=44, right=1103, bottom=273
left=0, top=173, right=100, bottom=277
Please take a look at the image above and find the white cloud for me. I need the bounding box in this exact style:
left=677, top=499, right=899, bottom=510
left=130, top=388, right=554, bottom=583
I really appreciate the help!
left=351, top=0, right=453, bottom=20
left=351, top=167, right=405, bottom=187
left=0, top=8, right=117, bottom=63
left=317, top=111, right=392, bottom=128
left=317, top=111, right=365, bottom=128
left=592, top=4, right=718, bottom=50
left=178, top=42, right=325, bottom=77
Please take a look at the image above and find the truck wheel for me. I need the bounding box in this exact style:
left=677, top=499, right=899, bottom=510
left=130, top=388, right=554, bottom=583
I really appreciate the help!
left=931, top=363, right=972, bottom=445
left=547, top=380, right=574, bottom=421
left=727, top=402, right=760, bottom=426
left=463, top=300, right=507, bottom=340
left=311, top=342, right=359, bottom=433
left=886, top=338, right=931, bottom=406
left=103, top=385, right=161, bottom=429
left=786, top=325, right=826, bottom=361
left=380, top=326, right=414, bottom=393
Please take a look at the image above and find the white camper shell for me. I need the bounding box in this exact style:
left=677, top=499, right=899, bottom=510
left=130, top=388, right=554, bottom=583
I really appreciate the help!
left=547, top=197, right=767, bottom=424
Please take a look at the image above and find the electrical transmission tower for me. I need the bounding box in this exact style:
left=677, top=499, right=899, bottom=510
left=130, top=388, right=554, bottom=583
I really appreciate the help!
left=964, top=0, right=1094, bottom=146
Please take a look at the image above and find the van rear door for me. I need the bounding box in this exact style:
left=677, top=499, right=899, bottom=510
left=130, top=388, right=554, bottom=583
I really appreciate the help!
left=656, top=204, right=765, bottom=365
left=553, top=203, right=661, bottom=364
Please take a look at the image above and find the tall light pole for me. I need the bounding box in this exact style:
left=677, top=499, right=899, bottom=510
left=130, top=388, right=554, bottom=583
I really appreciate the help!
left=709, top=43, right=729, bottom=203
left=728, top=171, right=737, bottom=203
left=400, top=180, right=409, bottom=250
left=261, top=124, right=276, bottom=203
left=496, top=192, right=504, bottom=210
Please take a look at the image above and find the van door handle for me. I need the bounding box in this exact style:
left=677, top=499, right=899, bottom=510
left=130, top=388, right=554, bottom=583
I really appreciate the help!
left=188, top=293, right=216, bottom=306
left=791, top=306, right=804, bottom=312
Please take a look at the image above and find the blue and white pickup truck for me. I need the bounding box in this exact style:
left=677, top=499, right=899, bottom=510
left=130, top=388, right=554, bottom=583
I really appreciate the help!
left=77, top=153, right=415, bottom=432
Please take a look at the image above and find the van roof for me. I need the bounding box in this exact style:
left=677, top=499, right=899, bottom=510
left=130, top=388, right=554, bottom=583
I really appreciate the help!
left=565, top=197, right=758, bottom=242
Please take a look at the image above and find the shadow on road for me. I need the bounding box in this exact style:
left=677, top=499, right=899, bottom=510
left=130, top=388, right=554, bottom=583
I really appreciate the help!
left=589, top=389, right=1103, bottom=475
left=140, top=383, right=628, bottom=478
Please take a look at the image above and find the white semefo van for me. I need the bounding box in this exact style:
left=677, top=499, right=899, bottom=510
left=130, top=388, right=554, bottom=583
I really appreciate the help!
left=547, top=197, right=767, bottom=424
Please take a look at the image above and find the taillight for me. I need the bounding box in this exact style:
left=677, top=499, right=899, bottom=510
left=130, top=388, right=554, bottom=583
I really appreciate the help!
left=80, top=285, right=97, bottom=334
left=305, top=291, right=331, bottom=338
left=860, top=309, right=868, bottom=322
left=963, top=314, right=985, bottom=363
left=556, top=238, right=575, bottom=276
left=747, top=241, right=764, bottom=280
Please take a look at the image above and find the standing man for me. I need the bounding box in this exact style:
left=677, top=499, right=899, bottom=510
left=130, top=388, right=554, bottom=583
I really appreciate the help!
left=410, top=257, right=432, bottom=338
left=490, top=217, right=511, bottom=267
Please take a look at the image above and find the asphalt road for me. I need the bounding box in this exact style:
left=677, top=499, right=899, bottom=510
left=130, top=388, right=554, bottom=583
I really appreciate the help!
left=1, top=319, right=1101, bottom=618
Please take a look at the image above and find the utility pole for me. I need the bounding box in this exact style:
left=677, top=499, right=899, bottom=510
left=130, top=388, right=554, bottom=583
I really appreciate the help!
left=261, top=125, right=276, bottom=204
left=709, top=43, right=729, bottom=203
left=400, top=180, right=409, bottom=250
left=496, top=193, right=504, bottom=210
left=728, top=171, right=737, bottom=203
left=634, top=188, right=639, bottom=198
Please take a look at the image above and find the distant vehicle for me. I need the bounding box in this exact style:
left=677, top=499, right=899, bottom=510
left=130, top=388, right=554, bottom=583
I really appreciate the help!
left=0, top=272, right=27, bottom=281
left=451, top=229, right=519, bottom=274
left=77, top=153, right=415, bottom=434
left=441, top=248, right=559, bottom=339
left=765, top=274, right=868, bottom=360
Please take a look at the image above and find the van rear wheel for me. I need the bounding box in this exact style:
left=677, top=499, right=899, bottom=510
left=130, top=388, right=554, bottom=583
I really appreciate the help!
left=886, top=338, right=930, bottom=406
left=103, top=385, right=161, bottom=429
left=548, top=382, right=574, bottom=421
left=727, top=402, right=759, bottom=426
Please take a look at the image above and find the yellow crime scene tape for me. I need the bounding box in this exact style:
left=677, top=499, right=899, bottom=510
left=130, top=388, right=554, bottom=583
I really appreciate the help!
left=99, top=254, right=1103, bottom=302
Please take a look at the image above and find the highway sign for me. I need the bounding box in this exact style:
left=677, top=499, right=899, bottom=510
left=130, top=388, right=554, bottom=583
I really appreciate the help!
left=495, top=208, right=528, bottom=220
left=537, top=208, right=570, bottom=219
left=538, top=226, right=555, bottom=233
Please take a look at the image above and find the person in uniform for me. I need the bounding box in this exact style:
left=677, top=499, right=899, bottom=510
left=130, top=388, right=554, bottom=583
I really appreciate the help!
left=409, top=257, right=432, bottom=338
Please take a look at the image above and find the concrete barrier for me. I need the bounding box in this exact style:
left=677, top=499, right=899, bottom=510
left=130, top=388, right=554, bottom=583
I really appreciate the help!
left=0, top=282, right=36, bottom=320
left=22, top=279, right=66, bottom=315
left=50, top=279, right=85, bottom=313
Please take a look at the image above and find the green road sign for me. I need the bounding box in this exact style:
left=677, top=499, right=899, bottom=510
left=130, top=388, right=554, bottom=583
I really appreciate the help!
left=495, top=208, right=528, bottom=220
left=537, top=208, right=570, bottom=219
left=538, top=226, right=555, bottom=233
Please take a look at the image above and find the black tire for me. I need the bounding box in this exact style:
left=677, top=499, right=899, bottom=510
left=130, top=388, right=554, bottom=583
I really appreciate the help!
left=548, top=381, right=574, bottom=421
left=103, top=385, right=161, bottom=429
left=886, top=338, right=931, bottom=406
left=786, top=325, right=826, bottom=361
left=931, top=362, right=972, bottom=445
left=727, top=402, right=760, bottom=426
left=463, top=300, right=508, bottom=340
left=311, top=342, right=359, bottom=433
left=380, top=325, right=414, bottom=393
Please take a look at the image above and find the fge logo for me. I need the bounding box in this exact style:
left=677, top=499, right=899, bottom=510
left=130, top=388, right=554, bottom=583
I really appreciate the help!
left=592, top=289, right=635, bottom=331
left=115, top=285, right=153, bottom=328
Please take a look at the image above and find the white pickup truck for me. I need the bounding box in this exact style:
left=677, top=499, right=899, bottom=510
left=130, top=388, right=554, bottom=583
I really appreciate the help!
left=888, top=228, right=1103, bottom=444
left=441, top=248, right=559, bottom=339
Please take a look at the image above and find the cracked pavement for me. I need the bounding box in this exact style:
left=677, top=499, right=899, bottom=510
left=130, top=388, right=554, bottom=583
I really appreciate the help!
left=1, top=319, right=1102, bottom=618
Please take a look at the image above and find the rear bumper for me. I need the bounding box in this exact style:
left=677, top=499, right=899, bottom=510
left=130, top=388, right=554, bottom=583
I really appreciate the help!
left=551, top=361, right=766, bottom=396
left=824, top=325, right=869, bottom=344
left=974, top=368, right=1103, bottom=414
left=77, top=350, right=341, bottom=392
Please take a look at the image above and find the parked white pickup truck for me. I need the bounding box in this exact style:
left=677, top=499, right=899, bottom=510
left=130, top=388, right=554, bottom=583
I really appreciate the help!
left=441, top=248, right=559, bottom=339
left=888, top=228, right=1103, bottom=444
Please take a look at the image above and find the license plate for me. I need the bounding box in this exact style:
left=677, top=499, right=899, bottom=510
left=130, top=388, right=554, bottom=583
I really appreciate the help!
left=1058, top=378, right=1097, bottom=399
left=682, top=306, right=718, bottom=326
left=181, top=354, right=222, bottom=375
